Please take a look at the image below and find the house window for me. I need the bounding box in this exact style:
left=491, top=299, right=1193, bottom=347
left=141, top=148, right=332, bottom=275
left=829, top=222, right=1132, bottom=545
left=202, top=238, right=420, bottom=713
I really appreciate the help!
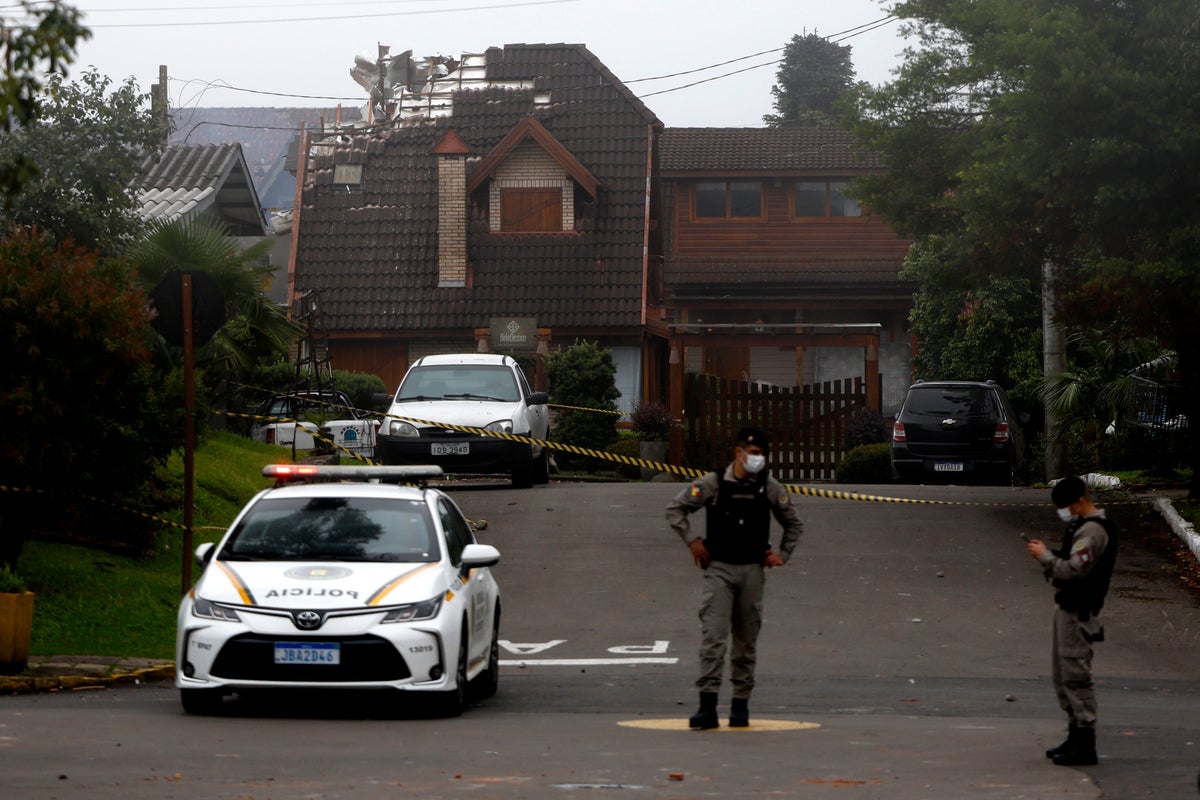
left=500, top=188, right=563, bottom=232
left=695, top=181, right=762, bottom=219
left=793, top=180, right=862, bottom=217
left=333, top=163, right=363, bottom=185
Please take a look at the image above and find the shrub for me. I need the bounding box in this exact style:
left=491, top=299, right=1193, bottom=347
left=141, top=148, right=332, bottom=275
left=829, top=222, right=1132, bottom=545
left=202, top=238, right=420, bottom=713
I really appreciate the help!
left=545, top=340, right=619, bottom=472
left=842, top=406, right=889, bottom=450
left=630, top=400, right=677, bottom=441
left=605, top=436, right=643, bottom=479
left=835, top=443, right=894, bottom=484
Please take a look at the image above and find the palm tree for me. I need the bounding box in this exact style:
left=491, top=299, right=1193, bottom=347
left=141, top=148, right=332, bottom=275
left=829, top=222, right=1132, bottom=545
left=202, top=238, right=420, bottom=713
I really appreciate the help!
left=1040, top=324, right=1168, bottom=443
left=125, top=215, right=302, bottom=375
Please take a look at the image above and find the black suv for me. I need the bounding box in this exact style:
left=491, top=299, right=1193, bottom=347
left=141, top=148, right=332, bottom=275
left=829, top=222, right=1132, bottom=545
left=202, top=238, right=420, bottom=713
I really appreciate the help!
left=891, top=381, right=1026, bottom=485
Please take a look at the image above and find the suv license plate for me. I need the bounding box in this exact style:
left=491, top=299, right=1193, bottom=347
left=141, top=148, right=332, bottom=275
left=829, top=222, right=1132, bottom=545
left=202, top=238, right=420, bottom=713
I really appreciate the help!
left=933, top=462, right=964, bottom=473
left=432, top=442, right=469, bottom=456
left=275, top=643, right=340, bottom=665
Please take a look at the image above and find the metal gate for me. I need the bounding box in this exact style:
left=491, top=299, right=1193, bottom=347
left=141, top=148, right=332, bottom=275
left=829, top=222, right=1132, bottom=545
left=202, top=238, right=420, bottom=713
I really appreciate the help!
left=683, top=372, right=866, bottom=482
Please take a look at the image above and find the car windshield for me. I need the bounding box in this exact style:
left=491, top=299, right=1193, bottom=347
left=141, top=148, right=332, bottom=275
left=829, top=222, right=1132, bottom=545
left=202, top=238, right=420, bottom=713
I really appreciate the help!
left=904, top=387, right=997, bottom=418
left=395, top=365, right=520, bottom=403
left=220, top=496, right=439, bottom=563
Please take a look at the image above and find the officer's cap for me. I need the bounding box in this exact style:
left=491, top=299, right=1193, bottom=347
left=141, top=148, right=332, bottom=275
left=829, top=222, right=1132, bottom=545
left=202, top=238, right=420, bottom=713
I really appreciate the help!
left=1051, top=475, right=1087, bottom=508
left=735, top=426, right=770, bottom=454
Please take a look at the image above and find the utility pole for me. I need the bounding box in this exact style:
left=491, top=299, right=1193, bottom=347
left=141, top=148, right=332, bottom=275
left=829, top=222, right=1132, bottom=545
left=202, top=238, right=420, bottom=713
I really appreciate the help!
left=1042, top=259, right=1066, bottom=481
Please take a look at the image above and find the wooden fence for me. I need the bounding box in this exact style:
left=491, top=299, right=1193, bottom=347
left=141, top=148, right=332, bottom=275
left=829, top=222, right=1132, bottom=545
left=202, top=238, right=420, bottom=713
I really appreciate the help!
left=683, top=372, right=866, bottom=482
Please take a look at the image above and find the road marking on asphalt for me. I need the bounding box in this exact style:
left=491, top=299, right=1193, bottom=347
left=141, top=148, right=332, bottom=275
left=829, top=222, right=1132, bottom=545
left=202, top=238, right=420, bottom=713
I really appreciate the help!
left=618, top=719, right=821, bottom=732
left=501, top=658, right=678, bottom=666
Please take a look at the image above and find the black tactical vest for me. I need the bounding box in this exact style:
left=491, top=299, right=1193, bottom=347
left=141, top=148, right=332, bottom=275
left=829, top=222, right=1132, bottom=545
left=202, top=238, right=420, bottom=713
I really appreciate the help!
left=703, top=469, right=772, bottom=564
left=1053, top=514, right=1119, bottom=617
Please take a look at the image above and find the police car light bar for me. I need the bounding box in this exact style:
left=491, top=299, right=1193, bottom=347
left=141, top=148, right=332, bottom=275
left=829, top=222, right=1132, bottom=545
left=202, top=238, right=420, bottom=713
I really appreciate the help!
left=263, top=464, right=446, bottom=483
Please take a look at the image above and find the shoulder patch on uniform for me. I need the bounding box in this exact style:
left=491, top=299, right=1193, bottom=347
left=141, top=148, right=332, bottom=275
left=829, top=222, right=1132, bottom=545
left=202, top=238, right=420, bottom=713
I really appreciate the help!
left=778, top=493, right=791, bottom=508
left=689, top=482, right=703, bottom=500
left=1075, top=546, right=1093, bottom=564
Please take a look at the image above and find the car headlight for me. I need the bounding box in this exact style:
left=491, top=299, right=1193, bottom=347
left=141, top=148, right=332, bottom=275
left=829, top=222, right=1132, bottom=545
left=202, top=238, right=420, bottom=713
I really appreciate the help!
left=192, top=596, right=242, bottom=622
left=381, top=594, right=443, bottom=623
left=485, top=420, right=514, bottom=434
left=388, top=420, right=419, bottom=437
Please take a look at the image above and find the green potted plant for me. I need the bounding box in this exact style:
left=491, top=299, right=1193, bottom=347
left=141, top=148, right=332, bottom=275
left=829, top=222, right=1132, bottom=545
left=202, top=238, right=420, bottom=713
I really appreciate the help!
left=0, top=564, right=35, bottom=675
left=630, top=401, right=677, bottom=479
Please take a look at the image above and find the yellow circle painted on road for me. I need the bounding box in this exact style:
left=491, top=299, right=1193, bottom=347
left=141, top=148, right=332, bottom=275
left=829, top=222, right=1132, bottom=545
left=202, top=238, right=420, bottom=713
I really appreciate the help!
left=618, top=719, right=821, bottom=732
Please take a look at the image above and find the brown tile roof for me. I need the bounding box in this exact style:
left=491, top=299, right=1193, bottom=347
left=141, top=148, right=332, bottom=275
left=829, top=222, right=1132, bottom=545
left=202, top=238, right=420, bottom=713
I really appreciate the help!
left=293, top=44, right=660, bottom=334
left=660, top=127, right=885, bottom=174
left=136, top=143, right=268, bottom=236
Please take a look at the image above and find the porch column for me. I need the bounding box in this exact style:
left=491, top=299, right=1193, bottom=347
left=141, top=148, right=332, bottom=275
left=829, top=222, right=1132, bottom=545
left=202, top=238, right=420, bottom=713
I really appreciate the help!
left=669, top=343, right=684, bottom=468
left=865, top=335, right=881, bottom=411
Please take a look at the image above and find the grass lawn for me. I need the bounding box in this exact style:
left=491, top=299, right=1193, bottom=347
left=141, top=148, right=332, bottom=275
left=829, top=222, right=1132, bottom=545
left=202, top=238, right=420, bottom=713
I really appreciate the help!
left=16, top=431, right=291, bottom=659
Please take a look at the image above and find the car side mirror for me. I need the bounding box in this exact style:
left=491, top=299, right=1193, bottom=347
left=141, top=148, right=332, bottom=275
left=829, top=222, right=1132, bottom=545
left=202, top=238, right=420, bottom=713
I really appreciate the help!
left=195, top=542, right=215, bottom=566
left=461, top=543, right=501, bottom=571
left=528, top=391, right=549, bottom=406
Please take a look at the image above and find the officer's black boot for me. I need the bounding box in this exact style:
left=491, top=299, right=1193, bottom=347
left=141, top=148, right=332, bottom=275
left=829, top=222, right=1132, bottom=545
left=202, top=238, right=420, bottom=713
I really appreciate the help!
left=729, top=697, right=749, bottom=728
left=1045, top=723, right=1079, bottom=759
left=689, top=692, right=719, bottom=730
left=1052, top=726, right=1098, bottom=766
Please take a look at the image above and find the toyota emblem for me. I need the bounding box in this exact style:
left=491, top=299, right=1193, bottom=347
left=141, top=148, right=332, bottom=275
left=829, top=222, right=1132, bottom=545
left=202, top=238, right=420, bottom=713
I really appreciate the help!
left=294, top=610, right=323, bottom=630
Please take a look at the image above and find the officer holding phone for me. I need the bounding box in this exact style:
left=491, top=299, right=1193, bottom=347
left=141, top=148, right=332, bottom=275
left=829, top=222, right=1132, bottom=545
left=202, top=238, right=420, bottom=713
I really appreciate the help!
left=1025, top=476, right=1118, bottom=767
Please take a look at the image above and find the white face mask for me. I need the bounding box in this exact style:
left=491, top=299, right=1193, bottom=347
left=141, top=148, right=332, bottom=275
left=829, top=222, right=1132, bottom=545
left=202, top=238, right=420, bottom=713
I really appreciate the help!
left=743, top=454, right=766, bottom=474
left=1056, top=507, right=1076, bottom=523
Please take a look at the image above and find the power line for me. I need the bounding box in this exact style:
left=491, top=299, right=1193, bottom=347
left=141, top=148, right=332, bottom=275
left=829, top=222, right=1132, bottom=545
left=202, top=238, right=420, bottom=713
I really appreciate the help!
left=83, top=0, right=582, bottom=28
left=165, top=16, right=898, bottom=106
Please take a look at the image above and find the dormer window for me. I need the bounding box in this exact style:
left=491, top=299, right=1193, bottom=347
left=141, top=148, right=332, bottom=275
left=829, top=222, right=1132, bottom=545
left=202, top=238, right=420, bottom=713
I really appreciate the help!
left=467, top=115, right=599, bottom=235
left=500, top=187, right=564, bottom=232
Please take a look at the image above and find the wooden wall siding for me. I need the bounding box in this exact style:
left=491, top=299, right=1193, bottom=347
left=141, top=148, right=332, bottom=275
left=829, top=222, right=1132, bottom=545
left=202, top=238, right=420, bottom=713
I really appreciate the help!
left=670, top=183, right=910, bottom=260
left=683, top=371, right=866, bottom=482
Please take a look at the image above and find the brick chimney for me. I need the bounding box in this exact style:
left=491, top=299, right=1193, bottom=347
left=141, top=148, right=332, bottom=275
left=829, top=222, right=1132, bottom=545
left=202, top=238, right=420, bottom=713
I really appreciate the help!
left=432, top=129, right=472, bottom=288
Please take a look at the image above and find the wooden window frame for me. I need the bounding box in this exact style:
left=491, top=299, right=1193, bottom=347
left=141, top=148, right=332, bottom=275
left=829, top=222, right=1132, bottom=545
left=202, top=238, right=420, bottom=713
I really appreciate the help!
left=791, top=179, right=863, bottom=219
left=499, top=187, right=565, bottom=233
left=692, top=180, right=765, bottom=222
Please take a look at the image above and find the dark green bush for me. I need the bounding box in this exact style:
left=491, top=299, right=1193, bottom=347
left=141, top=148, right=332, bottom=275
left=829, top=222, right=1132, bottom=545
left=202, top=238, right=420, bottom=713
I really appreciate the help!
left=605, top=436, right=642, bottom=479
left=842, top=406, right=889, bottom=450
left=545, top=340, right=619, bottom=472
left=835, top=442, right=894, bottom=484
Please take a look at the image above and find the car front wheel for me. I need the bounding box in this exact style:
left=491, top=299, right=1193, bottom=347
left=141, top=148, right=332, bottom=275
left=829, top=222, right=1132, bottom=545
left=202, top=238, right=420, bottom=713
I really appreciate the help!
left=438, top=626, right=469, bottom=717
left=180, top=688, right=224, bottom=715
left=470, top=608, right=501, bottom=700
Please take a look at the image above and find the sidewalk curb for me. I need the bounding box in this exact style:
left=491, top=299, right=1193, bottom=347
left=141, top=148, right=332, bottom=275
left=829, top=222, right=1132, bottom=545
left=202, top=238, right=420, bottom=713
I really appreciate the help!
left=1154, top=496, right=1200, bottom=563
left=0, top=663, right=175, bottom=695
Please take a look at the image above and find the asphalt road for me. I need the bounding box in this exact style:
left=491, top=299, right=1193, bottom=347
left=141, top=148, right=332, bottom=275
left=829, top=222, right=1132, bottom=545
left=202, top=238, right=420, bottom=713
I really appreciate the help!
left=3, top=479, right=1200, bottom=799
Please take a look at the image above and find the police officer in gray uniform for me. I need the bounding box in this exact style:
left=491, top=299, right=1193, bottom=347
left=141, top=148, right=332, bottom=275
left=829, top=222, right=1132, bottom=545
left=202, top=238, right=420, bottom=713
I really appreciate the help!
left=666, top=426, right=803, bottom=729
left=1026, top=475, right=1118, bottom=767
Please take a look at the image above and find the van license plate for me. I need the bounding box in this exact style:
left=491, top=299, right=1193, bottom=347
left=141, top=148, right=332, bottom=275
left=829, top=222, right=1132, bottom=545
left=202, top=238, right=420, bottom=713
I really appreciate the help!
left=432, top=442, right=469, bottom=456
left=933, top=462, right=964, bottom=472
left=274, top=642, right=340, bottom=665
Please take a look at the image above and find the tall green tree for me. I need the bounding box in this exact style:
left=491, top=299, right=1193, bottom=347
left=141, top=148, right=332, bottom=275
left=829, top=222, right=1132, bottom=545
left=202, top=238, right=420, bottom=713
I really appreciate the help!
left=764, top=32, right=857, bottom=127
left=849, top=0, right=1200, bottom=493
left=0, top=68, right=166, bottom=252
left=0, top=1, right=88, bottom=203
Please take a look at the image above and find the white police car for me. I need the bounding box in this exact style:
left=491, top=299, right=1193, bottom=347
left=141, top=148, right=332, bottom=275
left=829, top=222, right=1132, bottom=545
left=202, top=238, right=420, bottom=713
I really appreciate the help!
left=175, top=464, right=501, bottom=716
